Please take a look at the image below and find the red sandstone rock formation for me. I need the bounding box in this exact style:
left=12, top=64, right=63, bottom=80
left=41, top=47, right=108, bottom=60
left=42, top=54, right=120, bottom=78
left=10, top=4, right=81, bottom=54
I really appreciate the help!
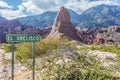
left=48, top=6, right=80, bottom=41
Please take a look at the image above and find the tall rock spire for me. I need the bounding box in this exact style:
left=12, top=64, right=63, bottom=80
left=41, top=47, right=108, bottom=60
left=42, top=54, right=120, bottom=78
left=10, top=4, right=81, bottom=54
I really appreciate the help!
left=48, top=6, right=80, bottom=41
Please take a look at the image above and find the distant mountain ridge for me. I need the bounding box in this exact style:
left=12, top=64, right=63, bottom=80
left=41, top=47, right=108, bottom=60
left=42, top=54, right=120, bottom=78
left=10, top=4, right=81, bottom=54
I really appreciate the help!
left=1, top=4, right=120, bottom=29
left=0, top=20, right=23, bottom=29
left=0, top=19, right=51, bottom=43
left=0, top=16, right=7, bottom=21
left=1, top=4, right=120, bottom=44
left=78, top=4, right=120, bottom=29
left=17, top=10, right=80, bottom=28
left=17, top=11, right=57, bottom=28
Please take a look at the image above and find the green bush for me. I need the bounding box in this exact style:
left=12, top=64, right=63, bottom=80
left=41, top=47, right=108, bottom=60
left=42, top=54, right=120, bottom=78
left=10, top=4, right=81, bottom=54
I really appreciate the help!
left=15, top=38, right=75, bottom=63
left=89, top=44, right=120, bottom=56
left=3, top=44, right=15, bottom=53
left=38, top=49, right=114, bottom=80
left=15, top=43, right=32, bottom=63
left=13, top=38, right=119, bottom=80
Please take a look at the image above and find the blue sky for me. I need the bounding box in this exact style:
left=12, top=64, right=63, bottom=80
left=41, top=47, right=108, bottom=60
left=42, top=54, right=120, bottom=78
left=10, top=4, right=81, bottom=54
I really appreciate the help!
left=0, top=0, right=120, bottom=19
left=3, top=0, right=22, bottom=10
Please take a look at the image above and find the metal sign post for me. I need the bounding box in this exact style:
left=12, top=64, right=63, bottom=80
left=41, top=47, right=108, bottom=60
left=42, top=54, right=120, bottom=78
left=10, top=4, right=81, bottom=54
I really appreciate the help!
left=32, top=42, right=35, bottom=80
left=6, top=34, right=40, bottom=80
left=12, top=42, right=14, bottom=80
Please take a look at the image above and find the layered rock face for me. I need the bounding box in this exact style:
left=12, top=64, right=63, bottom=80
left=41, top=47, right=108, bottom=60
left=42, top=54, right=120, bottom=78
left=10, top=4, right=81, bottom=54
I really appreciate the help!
left=95, top=26, right=120, bottom=44
left=48, top=6, right=80, bottom=41
left=77, top=26, right=120, bottom=44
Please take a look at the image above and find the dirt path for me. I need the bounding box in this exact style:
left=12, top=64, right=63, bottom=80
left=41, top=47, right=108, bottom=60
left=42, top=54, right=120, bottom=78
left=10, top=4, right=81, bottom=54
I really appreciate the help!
left=0, top=47, right=30, bottom=80
left=0, top=48, right=10, bottom=80
left=0, top=48, right=4, bottom=54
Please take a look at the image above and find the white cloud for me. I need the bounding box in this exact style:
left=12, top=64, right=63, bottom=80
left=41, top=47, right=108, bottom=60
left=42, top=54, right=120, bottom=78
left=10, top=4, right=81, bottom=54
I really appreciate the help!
left=0, top=0, right=26, bottom=19
left=32, top=0, right=56, bottom=9
left=20, top=0, right=119, bottom=15
left=0, top=0, right=119, bottom=19
left=18, top=5, right=25, bottom=11
left=21, top=0, right=43, bottom=14
left=0, top=1, right=12, bottom=9
left=87, top=0, right=119, bottom=9
left=20, top=0, right=67, bottom=14
left=0, top=9, right=26, bottom=19
left=62, top=0, right=119, bottom=14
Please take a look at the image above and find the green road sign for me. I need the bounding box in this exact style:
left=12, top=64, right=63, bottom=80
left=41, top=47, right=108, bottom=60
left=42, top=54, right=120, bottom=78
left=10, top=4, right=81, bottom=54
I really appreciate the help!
left=6, top=34, right=40, bottom=80
left=6, top=34, right=40, bottom=42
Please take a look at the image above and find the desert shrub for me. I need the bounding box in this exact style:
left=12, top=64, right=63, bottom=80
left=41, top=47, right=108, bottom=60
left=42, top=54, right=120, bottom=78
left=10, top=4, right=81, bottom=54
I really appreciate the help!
left=13, top=38, right=119, bottom=79
left=15, top=38, right=75, bottom=63
left=15, top=42, right=32, bottom=63
left=3, top=44, right=12, bottom=52
left=3, top=44, right=16, bottom=53
left=89, top=44, right=120, bottom=56
left=38, top=49, right=114, bottom=80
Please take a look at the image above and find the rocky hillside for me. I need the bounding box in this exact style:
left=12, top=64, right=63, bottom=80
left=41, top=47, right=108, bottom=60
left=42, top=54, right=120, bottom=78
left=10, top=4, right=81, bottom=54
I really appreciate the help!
left=77, top=26, right=120, bottom=44
left=0, top=5, right=120, bottom=79
left=17, top=4, right=120, bottom=29
left=0, top=20, right=51, bottom=43
left=78, top=4, right=120, bottom=29
left=17, top=11, right=57, bottom=28
left=94, top=26, right=120, bottom=44
left=1, top=4, right=120, bottom=29
left=0, top=5, right=120, bottom=44
left=17, top=9, right=80, bottom=28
